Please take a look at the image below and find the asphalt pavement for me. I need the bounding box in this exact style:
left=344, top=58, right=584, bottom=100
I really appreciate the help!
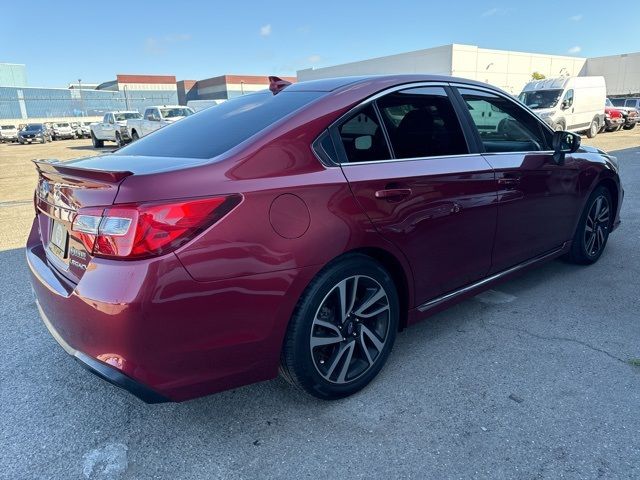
left=0, top=147, right=639, bottom=479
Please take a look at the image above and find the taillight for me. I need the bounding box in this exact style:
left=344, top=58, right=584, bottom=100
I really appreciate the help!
left=71, top=195, right=240, bottom=259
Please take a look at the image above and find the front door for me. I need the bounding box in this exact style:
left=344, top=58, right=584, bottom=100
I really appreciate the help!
left=335, top=85, right=498, bottom=305
left=454, top=87, right=582, bottom=273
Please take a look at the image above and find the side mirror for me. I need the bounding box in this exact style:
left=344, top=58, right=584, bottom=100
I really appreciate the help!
left=552, top=130, right=580, bottom=164
left=354, top=135, right=372, bottom=150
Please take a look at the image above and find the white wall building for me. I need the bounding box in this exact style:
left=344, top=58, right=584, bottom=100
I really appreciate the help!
left=298, top=44, right=639, bottom=96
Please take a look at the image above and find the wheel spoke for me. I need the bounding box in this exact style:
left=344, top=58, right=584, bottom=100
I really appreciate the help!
left=359, top=333, right=374, bottom=366
left=336, top=341, right=355, bottom=383
left=354, top=288, right=386, bottom=317
left=311, top=334, right=342, bottom=348
left=597, top=206, right=609, bottom=223
left=358, top=304, right=390, bottom=319
left=313, top=319, right=342, bottom=337
left=361, top=324, right=385, bottom=353
left=585, top=232, right=596, bottom=254
left=325, top=341, right=352, bottom=379
left=594, top=197, right=603, bottom=219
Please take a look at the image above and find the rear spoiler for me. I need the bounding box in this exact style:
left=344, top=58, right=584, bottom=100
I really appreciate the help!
left=269, top=76, right=292, bottom=95
left=33, top=159, right=133, bottom=183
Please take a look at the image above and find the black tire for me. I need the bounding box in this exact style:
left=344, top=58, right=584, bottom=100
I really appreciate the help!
left=586, top=118, right=599, bottom=138
left=280, top=254, right=399, bottom=400
left=91, top=132, right=103, bottom=148
left=566, top=186, right=612, bottom=265
left=131, top=130, right=139, bottom=141
left=623, top=123, right=636, bottom=130
left=115, top=132, right=123, bottom=148
left=554, top=120, right=565, bottom=132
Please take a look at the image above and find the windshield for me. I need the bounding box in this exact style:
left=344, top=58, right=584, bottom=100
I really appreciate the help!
left=119, top=91, right=324, bottom=159
left=518, top=89, right=563, bottom=109
left=1, top=126, right=15, bottom=130
left=25, top=124, right=43, bottom=131
left=114, top=112, right=142, bottom=121
left=58, top=123, right=70, bottom=127
left=610, top=98, right=625, bottom=107
left=160, top=108, right=194, bottom=119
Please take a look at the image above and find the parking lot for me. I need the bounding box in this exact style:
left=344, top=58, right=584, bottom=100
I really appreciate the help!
left=1, top=133, right=639, bottom=478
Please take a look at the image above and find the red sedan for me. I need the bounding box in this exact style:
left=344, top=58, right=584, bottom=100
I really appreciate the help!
left=27, top=75, right=623, bottom=402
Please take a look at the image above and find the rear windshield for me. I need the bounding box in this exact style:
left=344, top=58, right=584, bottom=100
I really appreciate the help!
left=118, top=91, right=324, bottom=159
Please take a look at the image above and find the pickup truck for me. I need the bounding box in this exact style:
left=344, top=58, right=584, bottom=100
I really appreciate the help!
left=90, top=111, right=142, bottom=148
left=127, top=105, right=194, bottom=140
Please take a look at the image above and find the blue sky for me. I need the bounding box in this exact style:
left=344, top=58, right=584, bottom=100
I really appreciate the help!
left=1, top=1, right=637, bottom=87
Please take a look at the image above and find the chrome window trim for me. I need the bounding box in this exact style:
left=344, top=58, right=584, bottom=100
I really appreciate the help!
left=315, top=80, right=558, bottom=167
left=316, top=81, right=467, bottom=166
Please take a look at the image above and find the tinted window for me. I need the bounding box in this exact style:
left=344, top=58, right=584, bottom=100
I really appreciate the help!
left=458, top=88, right=550, bottom=153
left=337, top=104, right=391, bottom=163
left=119, top=91, right=324, bottom=159
left=624, top=99, right=637, bottom=108
left=611, top=98, right=626, bottom=107
left=376, top=87, right=467, bottom=158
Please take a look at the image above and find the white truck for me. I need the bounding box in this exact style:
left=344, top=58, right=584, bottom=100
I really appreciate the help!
left=518, top=76, right=606, bottom=138
left=127, top=105, right=194, bottom=140
left=90, top=111, right=142, bottom=148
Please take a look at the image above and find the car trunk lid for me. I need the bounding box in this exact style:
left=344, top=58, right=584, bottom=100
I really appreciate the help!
left=33, top=159, right=132, bottom=284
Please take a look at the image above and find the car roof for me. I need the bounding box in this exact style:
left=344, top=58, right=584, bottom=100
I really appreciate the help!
left=286, top=74, right=502, bottom=93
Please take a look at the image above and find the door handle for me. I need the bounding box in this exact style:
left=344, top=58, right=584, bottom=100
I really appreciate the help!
left=374, top=188, right=412, bottom=200
left=497, top=173, right=521, bottom=186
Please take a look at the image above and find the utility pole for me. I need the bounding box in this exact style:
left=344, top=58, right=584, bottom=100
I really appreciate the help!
left=78, top=78, right=84, bottom=116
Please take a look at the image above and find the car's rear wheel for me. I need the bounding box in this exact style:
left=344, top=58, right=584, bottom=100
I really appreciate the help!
left=131, top=130, right=139, bottom=141
left=280, top=254, right=399, bottom=399
left=623, top=123, right=636, bottom=130
left=566, top=186, right=612, bottom=265
left=115, top=132, right=123, bottom=147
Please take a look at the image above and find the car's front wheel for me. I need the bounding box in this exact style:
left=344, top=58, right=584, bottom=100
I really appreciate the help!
left=280, top=254, right=399, bottom=399
left=115, top=132, right=123, bottom=147
left=567, top=186, right=612, bottom=264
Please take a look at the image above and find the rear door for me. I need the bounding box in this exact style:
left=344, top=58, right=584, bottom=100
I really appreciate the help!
left=453, top=86, right=582, bottom=273
left=335, top=85, right=498, bottom=305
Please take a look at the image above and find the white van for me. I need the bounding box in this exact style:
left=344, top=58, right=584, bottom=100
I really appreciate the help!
left=518, top=76, right=606, bottom=138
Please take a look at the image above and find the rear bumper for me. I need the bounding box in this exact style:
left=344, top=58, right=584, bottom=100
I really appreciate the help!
left=26, top=217, right=317, bottom=402
left=36, top=300, right=169, bottom=403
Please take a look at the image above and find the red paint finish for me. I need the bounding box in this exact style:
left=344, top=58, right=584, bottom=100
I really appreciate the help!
left=26, top=75, right=623, bottom=402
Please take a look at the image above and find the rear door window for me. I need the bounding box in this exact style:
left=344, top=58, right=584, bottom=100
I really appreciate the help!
left=457, top=88, right=551, bottom=153
left=337, top=104, right=391, bottom=163
left=376, top=86, right=468, bottom=159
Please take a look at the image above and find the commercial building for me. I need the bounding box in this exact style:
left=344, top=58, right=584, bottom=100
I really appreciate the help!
left=0, top=72, right=179, bottom=122
left=298, top=44, right=640, bottom=96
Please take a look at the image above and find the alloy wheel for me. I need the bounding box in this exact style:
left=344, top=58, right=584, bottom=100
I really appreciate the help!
left=310, top=275, right=390, bottom=384
left=584, top=195, right=610, bottom=257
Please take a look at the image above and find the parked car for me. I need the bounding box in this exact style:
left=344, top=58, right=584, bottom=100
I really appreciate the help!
left=519, top=76, right=606, bottom=138
left=27, top=75, right=622, bottom=403
left=18, top=123, right=51, bottom=143
left=0, top=124, right=18, bottom=143
left=606, top=98, right=637, bottom=130
left=127, top=105, right=194, bottom=140
left=71, top=122, right=91, bottom=139
left=603, top=106, right=625, bottom=132
left=51, top=122, right=76, bottom=140
left=610, top=97, right=640, bottom=111
left=90, top=111, right=142, bottom=148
